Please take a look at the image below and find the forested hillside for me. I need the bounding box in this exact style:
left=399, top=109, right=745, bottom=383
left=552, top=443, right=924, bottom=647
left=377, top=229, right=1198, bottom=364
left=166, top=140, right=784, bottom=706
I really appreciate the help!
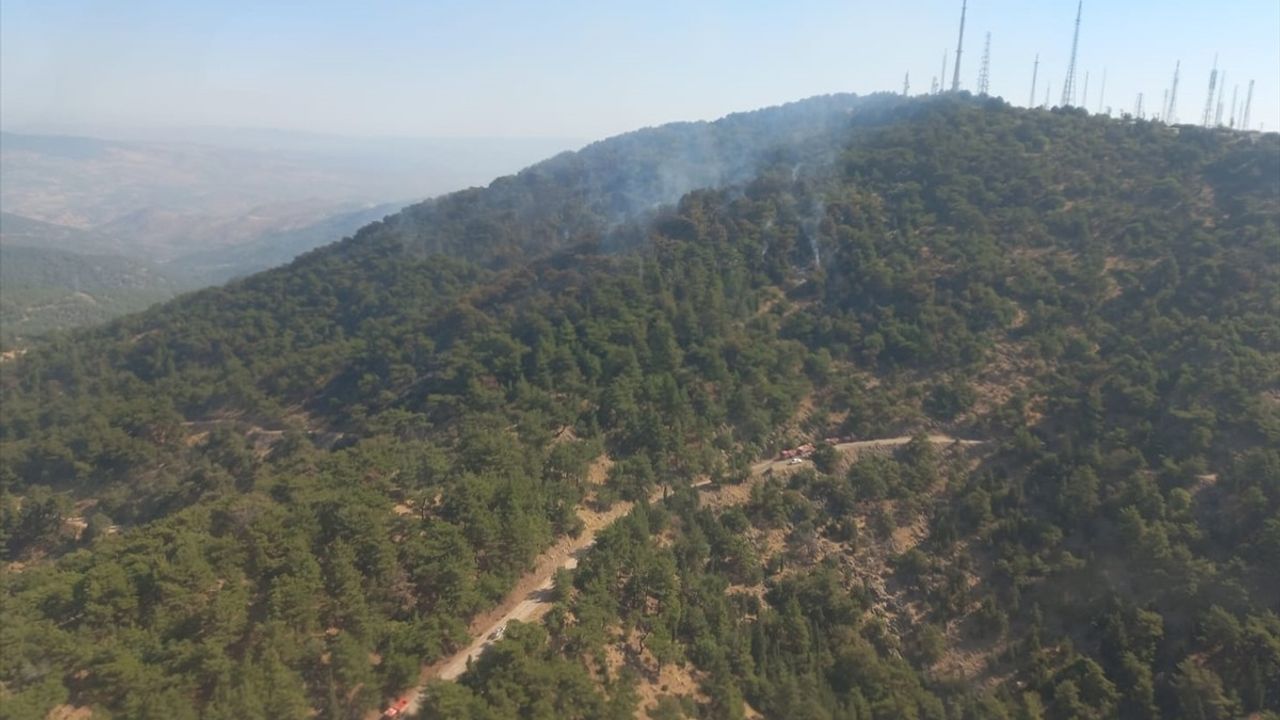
left=0, top=244, right=182, bottom=345
left=361, top=93, right=895, bottom=264
left=1, top=96, right=1277, bottom=720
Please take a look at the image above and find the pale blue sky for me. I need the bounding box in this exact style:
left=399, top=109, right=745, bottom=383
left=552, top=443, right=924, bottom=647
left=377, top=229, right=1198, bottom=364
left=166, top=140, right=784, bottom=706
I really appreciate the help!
left=2, top=0, right=1277, bottom=139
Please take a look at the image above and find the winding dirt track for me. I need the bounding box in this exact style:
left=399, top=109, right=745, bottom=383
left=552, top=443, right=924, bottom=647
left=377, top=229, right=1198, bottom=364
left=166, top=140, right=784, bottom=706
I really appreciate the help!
left=382, top=434, right=981, bottom=717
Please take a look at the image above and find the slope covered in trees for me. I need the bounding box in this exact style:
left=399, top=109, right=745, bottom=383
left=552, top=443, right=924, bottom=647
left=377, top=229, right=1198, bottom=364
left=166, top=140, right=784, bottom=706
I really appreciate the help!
left=0, top=206, right=401, bottom=343
left=0, top=243, right=182, bottom=345
left=1, top=96, right=1277, bottom=720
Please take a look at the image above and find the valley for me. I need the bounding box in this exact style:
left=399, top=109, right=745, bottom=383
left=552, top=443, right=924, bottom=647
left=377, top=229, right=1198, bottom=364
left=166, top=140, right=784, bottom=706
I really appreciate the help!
left=0, top=131, right=577, bottom=343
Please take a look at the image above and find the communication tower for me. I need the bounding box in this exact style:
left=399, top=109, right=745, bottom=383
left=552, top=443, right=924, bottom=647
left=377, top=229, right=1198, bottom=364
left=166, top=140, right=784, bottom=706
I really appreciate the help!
left=1030, top=54, right=1040, bottom=107
left=1202, top=55, right=1219, bottom=127
left=1242, top=79, right=1254, bottom=130
left=1166, top=61, right=1181, bottom=123
left=977, top=32, right=991, bottom=96
left=1061, top=1, right=1083, bottom=105
left=1214, top=71, right=1226, bottom=127
left=951, top=0, right=967, bottom=92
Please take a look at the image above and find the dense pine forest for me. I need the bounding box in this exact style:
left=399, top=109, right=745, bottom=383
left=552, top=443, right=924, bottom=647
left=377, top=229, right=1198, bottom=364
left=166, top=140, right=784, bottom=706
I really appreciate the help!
left=1, top=95, right=1277, bottom=720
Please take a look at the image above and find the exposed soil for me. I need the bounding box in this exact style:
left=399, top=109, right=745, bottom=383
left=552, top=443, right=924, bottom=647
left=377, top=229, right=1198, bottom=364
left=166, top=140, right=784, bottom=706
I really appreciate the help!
left=45, top=706, right=92, bottom=720
left=377, top=435, right=983, bottom=718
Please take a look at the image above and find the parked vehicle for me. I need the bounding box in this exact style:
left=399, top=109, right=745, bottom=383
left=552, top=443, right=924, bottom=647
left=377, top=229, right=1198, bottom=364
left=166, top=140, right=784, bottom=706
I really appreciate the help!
left=383, top=697, right=411, bottom=717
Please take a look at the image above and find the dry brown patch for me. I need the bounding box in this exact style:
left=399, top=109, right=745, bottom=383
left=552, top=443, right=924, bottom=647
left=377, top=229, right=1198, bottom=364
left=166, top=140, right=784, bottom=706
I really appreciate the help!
left=602, top=627, right=706, bottom=718
left=756, top=528, right=787, bottom=563
left=552, top=425, right=579, bottom=445
left=1103, top=255, right=1141, bottom=271
left=586, top=455, right=614, bottom=486
left=891, top=522, right=924, bottom=554
left=932, top=637, right=1011, bottom=689
left=45, top=706, right=92, bottom=720
left=245, top=428, right=285, bottom=456
left=1191, top=474, right=1220, bottom=496
left=62, top=515, right=88, bottom=541
left=966, top=339, right=1041, bottom=419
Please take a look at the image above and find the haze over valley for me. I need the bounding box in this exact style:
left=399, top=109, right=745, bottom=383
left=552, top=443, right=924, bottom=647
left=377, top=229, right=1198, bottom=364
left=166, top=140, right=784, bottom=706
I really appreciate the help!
left=0, top=130, right=578, bottom=341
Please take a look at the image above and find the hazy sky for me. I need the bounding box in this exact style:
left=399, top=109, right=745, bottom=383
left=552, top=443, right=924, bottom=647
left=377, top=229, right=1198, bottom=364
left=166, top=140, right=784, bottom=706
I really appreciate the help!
left=3, top=0, right=1277, bottom=140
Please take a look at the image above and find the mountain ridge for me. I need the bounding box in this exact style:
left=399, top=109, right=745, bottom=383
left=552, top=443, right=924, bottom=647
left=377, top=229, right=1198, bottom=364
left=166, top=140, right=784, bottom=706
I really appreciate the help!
left=1, top=94, right=1277, bottom=720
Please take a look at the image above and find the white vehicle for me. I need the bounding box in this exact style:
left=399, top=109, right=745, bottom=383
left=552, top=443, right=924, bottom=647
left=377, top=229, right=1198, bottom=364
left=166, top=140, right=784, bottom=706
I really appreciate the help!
left=489, top=624, right=506, bottom=641
left=788, top=457, right=804, bottom=465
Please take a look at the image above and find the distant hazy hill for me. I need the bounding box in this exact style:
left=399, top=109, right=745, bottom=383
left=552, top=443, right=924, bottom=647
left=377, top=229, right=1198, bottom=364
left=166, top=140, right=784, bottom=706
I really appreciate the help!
left=0, top=204, right=406, bottom=338
left=0, top=130, right=575, bottom=337
left=0, top=129, right=577, bottom=261
left=0, top=211, right=123, bottom=255
left=0, top=243, right=181, bottom=343
left=168, top=202, right=402, bottom=284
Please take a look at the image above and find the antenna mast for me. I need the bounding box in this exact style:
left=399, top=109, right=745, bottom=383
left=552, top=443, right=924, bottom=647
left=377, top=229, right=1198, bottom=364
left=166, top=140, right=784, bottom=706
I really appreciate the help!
left=977, top=32, right=991, bottom=95
left=1214, top=71, right=1226, bottom=126
left=1061, top=0, right=1083, bottom=105
left=1166, top=61, right=1181, bottom=123
left=1229, top=84, right=1239, bottom=128
left=940, top=51, right=948, bottom=94
left=903, top=72, right=910, bottom=95
left=1202, top=54, right=1219, bottom=127
left=951, top=0, right=967, bottom=92
left=1030, top=54, right=1040, bottom=107
left=1082, top=71, right=1090, bottom=110
left=1098, top=68, right=1107, bottom=114
left=1135, top=93, right=1144, bottom=120
left=1242, top=79, right=1254, bottom=130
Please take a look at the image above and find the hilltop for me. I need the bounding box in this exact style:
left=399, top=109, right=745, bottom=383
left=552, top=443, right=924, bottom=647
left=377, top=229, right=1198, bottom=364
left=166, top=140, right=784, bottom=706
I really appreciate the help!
left=1, top=95, right=1277, bottom=720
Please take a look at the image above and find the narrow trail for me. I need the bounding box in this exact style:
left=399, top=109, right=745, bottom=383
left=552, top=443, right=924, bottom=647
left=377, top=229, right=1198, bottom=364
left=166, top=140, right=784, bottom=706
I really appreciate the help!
left=382, top=434, right=981, bottom=717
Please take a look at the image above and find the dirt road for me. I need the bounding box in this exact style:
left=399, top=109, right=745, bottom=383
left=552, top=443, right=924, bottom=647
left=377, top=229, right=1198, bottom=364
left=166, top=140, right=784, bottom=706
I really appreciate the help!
left=433, top=535, right=590, bottom=681
left=383, top=434, right=980, bottom=717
